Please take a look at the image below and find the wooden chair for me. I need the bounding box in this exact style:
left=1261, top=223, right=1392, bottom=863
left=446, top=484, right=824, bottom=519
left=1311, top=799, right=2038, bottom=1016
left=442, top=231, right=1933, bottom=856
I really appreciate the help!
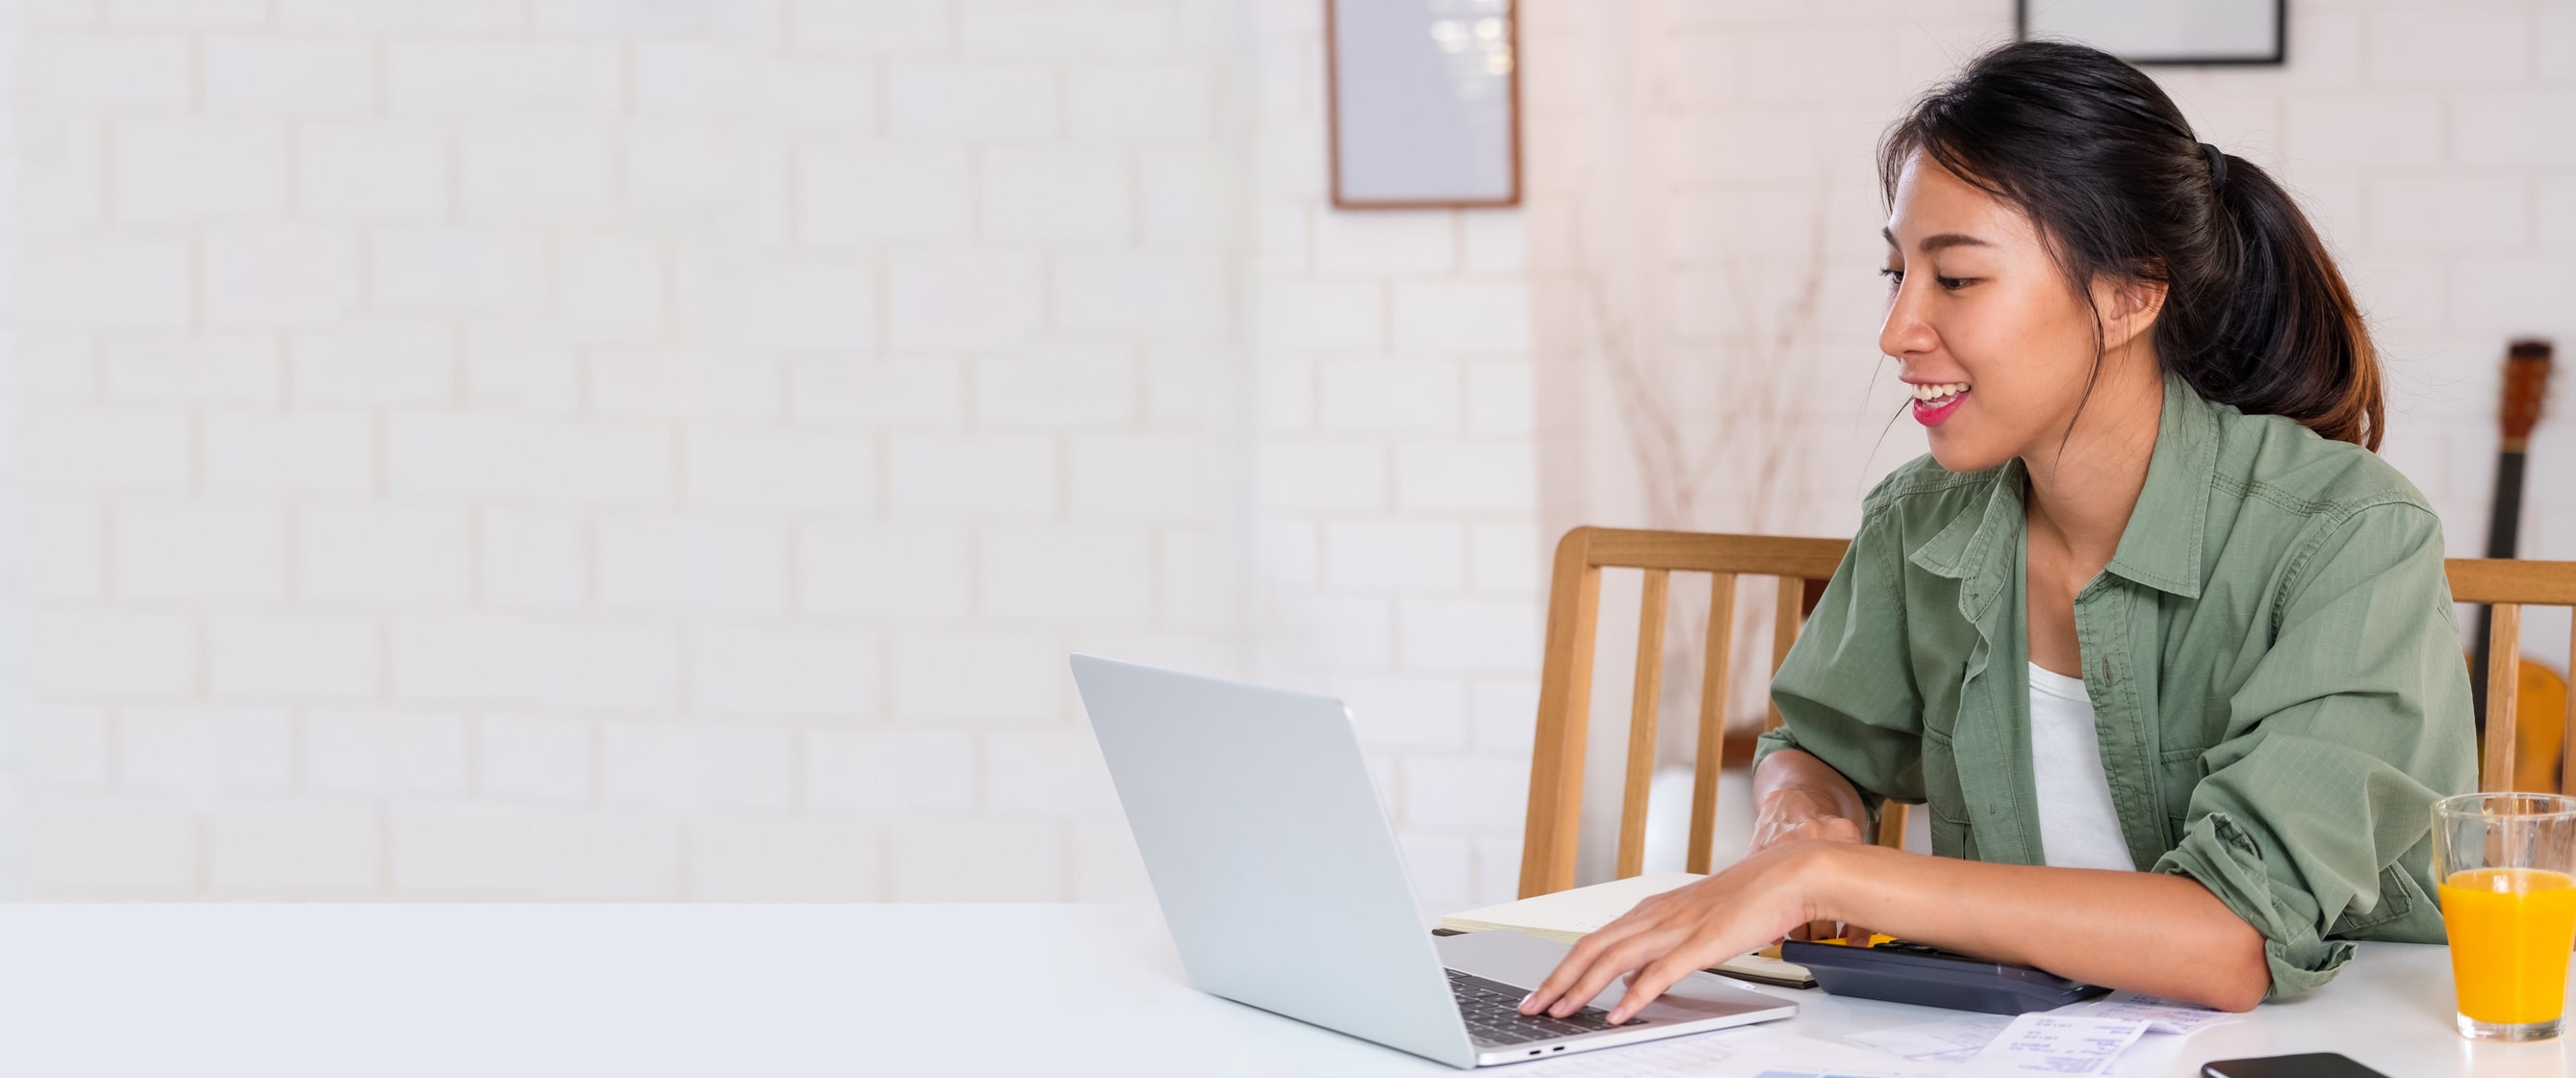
left=2446, top=558, right=2576, bottom=795
left=1517, top=526, right=1865, bottom=899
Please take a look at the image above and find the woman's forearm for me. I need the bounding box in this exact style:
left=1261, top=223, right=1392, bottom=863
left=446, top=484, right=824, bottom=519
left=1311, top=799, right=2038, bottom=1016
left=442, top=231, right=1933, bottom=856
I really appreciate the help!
left=1811, top=842, right=2272, bottom=1012
left=1748, top=751, right=2268, bottom=1006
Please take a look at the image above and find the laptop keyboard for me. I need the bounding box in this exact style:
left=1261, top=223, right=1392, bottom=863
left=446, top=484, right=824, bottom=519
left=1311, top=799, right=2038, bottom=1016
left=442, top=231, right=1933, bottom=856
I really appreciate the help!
left=1445, top=967, right=1646, bottom=1048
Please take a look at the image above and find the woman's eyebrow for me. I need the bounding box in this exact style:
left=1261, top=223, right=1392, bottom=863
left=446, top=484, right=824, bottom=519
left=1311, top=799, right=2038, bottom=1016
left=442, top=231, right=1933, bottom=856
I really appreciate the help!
left=1880, top=227, right=1994, bottom=254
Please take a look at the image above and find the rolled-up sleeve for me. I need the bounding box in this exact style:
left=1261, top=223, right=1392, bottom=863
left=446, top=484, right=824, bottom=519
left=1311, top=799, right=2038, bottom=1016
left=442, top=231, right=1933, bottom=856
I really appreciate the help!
left=1755, top=495, right=1927, bottom=819
left=2149, top=501, right=2477, bottom=999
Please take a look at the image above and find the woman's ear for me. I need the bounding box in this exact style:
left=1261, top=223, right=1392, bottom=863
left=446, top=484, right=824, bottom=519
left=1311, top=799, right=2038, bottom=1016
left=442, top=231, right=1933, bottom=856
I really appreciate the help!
left=2093, top=275, right=2169, bottom=355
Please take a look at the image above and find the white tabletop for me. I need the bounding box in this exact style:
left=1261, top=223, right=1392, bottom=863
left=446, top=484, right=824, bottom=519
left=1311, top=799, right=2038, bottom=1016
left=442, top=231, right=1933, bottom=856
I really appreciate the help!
left=0, top=904, right=2565, bottom=1077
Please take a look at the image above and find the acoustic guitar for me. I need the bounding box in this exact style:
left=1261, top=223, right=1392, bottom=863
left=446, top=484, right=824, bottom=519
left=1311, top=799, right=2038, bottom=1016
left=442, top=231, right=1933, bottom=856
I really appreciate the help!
left=2467, top=339, right=2568, bottom=792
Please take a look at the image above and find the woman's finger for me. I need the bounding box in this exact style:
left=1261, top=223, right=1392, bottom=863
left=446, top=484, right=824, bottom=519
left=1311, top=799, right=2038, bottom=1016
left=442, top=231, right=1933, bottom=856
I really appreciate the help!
left=1530, top=887, right=1696, bottom=994
left=1520, top=928, right=1626, bottom=1015
left=1515, top=951, right=1588, bottom=1015
left=1547, top=930, right=1676, bottom=1018
left=1518, top=914, right=1656, bottom=1014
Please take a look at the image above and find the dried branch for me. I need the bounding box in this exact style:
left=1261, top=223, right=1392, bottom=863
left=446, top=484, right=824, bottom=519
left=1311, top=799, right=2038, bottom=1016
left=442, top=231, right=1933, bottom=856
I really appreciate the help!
left=1571, top=186, right=1838, bottom=755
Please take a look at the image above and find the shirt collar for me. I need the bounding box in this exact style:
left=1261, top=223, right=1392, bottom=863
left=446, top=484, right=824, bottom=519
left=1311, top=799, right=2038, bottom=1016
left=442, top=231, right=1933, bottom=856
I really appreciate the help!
left=1907, top=457, right=2025, bottom=627
left=1907, top=370, right=2215, bottom=603
left=2101, top=370, right=2215, bottom=599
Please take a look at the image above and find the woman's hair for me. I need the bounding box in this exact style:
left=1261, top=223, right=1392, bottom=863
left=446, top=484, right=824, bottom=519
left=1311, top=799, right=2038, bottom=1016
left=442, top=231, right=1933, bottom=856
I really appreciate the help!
left=1877, top=38, right=2384, bottom=450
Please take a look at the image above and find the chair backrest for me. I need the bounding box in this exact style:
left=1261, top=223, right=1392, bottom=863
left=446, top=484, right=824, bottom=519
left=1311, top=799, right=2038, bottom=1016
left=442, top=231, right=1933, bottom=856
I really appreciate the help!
left=1518, top=526, right=1860, bottom=899
left=2446, top=558, right=2576, bottom=795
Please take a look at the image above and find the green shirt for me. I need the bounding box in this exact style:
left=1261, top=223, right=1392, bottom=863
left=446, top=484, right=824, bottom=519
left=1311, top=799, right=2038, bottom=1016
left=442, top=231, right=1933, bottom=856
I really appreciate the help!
left=1753, top=370, right=2476, bottom=999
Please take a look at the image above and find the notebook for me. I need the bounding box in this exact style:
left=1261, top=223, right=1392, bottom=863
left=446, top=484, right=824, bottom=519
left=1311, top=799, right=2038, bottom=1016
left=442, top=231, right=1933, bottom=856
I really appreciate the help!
left=1439, top=872, right=1817, bottom=989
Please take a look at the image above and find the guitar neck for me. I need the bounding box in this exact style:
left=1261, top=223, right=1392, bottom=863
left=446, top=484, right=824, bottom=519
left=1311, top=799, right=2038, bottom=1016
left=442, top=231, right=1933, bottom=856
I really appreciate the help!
left=2483, top=451, right=2526, bottom=561
left=2470, top=451, right=2526, bottom=725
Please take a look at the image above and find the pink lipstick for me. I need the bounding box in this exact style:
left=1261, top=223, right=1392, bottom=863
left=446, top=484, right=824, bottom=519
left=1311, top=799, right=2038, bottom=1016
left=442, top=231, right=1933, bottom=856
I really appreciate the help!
left=1908, top=383, right=1970, bottom=426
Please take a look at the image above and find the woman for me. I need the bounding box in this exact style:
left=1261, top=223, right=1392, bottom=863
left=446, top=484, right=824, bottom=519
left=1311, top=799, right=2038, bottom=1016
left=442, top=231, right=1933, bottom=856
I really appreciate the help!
left=1519, top=39, right=2475, bottom=1022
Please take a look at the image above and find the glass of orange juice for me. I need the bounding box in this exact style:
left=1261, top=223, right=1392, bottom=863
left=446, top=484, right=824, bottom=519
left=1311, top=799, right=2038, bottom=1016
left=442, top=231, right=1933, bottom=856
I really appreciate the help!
left=2434, top=792, right=2576, bottom=1041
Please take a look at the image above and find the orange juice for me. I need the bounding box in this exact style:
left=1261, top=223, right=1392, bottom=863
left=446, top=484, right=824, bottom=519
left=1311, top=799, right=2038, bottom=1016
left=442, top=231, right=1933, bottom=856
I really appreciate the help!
left=2439, top=867, right=2576, bottom=1026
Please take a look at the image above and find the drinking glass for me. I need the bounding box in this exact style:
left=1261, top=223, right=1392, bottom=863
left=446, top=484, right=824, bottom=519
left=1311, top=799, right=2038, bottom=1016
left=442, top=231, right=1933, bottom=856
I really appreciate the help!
left=2434, top=792, right=2576, bottom=1041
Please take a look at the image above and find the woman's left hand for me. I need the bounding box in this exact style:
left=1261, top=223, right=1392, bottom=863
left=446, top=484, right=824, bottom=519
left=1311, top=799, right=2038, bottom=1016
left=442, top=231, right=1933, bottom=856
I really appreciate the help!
left=1515, top=840, right=1847, bottom=1025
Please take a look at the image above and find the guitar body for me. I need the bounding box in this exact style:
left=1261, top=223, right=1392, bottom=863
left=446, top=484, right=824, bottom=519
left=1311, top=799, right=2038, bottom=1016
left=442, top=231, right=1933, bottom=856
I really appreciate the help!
left=2470, top=654, right=2570, bottom=791
left=2514, top=665, right=2569, bottom=792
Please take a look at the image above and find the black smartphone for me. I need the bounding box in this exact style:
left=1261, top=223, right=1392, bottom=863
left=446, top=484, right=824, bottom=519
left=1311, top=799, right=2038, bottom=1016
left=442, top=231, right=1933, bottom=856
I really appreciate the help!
left=2201, top=1052, right=2392, bottom=1078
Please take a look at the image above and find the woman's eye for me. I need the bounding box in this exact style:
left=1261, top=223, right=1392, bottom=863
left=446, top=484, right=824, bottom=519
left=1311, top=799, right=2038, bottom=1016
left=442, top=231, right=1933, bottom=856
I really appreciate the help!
left=1878, top=268, right=1970, bottom=291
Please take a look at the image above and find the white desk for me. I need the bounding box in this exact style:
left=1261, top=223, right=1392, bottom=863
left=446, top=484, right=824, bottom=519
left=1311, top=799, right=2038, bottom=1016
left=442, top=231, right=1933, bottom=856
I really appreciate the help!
left=0, top=904, right=2564, bottom=1077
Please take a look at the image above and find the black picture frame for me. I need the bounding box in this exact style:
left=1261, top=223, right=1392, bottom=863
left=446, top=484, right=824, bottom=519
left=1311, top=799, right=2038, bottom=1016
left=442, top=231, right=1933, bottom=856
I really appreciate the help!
left=2016, top=0, right=2287, bottom=66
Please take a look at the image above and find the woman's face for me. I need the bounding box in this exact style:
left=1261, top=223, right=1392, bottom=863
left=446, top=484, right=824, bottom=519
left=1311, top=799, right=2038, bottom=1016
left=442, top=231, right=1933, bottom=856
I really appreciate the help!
left=1877, top=149, right=2160, bottom=474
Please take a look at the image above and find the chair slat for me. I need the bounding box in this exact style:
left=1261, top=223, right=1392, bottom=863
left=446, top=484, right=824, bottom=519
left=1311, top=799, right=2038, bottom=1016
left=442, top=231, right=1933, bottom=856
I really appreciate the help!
left=2448, top=559, right=2576, bottom=606
left=1686, top=574, right=1739, bottom=875
left=1519, top=532, right=1604, bottom=898
left=1615, top=570, right=1671, bottom=879
left=1766, top=576, right=1802, bottom=732
left=1580, top=528, right=1849, bottom=579
left=2483, top=603, right=2523, bottom=793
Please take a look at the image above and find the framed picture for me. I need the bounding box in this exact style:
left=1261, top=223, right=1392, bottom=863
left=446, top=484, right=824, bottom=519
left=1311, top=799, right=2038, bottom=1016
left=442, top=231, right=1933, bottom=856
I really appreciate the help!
left=2017, top=0, right=2287, bottom=65
left=1325, top=0, right=1521, bottom=209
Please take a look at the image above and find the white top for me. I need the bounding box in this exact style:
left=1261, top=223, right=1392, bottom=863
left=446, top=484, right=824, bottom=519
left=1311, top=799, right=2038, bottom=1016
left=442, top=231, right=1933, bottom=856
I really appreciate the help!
left=2027, top=661, right=2135, bottom=871
left=0, top=905, right=2496, bottom=1077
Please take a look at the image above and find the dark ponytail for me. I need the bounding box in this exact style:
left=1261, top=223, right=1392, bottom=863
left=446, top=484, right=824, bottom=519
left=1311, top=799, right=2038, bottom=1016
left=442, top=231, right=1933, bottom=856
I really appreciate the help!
left=1877, top=39, right=2385, bottom=450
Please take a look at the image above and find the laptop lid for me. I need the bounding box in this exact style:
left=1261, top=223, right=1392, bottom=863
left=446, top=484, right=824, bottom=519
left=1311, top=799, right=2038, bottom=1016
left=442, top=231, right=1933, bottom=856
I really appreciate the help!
left=1070, top=654, right=1478, bottom=1068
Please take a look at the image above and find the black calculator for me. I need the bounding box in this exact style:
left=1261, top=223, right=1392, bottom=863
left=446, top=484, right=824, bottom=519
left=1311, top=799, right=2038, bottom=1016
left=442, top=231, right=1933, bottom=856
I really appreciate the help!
left=1779, top=937, right=2111, bottom=1014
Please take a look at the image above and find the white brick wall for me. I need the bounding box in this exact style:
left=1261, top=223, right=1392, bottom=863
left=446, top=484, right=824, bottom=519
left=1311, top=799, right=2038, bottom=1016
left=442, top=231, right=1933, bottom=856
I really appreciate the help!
left=9, top=0, right=2547, bottom=910
left=0, top=0, right=1538, bottom=904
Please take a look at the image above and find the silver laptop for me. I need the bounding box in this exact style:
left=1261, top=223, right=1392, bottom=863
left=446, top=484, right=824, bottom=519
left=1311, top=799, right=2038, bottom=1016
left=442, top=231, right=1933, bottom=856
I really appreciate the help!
left=1069, top=654, right=1795, bottom=1068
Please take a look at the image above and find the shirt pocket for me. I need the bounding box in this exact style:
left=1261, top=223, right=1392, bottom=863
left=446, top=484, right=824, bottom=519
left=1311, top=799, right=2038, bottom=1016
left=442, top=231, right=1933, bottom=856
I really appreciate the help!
left=2329, top=863, right=2427, bottom=939
left=1921, top=726, right=1978, bottom=860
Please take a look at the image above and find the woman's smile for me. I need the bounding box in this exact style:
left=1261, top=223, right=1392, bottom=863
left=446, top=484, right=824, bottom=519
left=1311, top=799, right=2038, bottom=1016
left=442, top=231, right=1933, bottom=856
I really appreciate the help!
left=1908, top=380, right=1972, bottom=426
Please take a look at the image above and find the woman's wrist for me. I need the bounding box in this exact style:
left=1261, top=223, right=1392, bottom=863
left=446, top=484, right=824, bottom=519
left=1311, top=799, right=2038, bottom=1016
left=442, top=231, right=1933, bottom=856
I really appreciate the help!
left=1781, top=837, right=1875, bottom=929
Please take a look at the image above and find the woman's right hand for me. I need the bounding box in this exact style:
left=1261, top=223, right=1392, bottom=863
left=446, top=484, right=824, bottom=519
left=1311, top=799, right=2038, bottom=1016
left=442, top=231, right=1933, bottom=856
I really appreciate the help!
left=1750, top=786, right=1863, bottom=853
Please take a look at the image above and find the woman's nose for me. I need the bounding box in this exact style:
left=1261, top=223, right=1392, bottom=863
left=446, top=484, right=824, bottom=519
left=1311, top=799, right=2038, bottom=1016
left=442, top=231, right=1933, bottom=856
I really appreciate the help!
left=1878, top=290, right=1936, bottom=359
